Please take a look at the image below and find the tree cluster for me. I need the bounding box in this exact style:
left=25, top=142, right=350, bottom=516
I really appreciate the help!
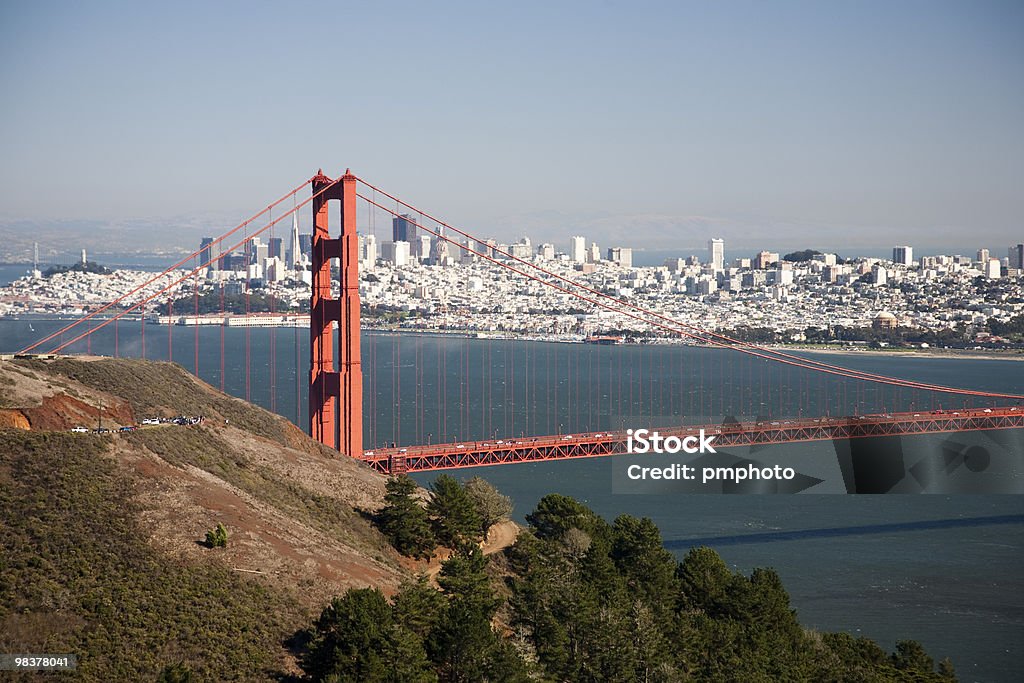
left=156, top=291, right=295, bottom=315
left=722, top=323, right=987, bottom=349
left=326, top=489, right=959, bottom=682
left=304, top=552, right=525, bottom=682
left=507, top=494, right=958, bottom=681
left=377, top=475, right=513, bottom=559
left=43, top=261, right=112, bottom=277
left=987, top=314, right=1024, bottom=341
left=782, top=249, right=824, bottom=262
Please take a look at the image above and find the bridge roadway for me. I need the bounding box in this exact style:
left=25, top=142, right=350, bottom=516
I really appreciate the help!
left=362, top=406, right=1024, bottom=474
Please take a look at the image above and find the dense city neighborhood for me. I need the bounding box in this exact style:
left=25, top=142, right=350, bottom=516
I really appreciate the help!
left=3, top=228, right=1023, bottom=349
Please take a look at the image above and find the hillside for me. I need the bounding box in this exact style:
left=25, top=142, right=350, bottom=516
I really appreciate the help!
left=0, top=357, right=410, bottom=680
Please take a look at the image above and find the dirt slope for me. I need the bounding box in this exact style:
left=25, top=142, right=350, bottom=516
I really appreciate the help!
left=0, top=357, right=408, bottom=610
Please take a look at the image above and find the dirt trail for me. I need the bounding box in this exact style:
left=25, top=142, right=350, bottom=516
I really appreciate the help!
left=424, top=520, right=520, bottom=581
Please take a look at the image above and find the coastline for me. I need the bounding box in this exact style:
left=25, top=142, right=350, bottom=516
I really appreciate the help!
left=6, top=314, right=1023, bottom=361
left=771, top=344, right=1024, bottom=362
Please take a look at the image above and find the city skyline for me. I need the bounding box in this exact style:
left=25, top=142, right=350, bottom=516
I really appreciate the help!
left=183, top=228, right=1024, bottom=285
left=9, top=228, right=1023, bottom=272
left=0, top=1, right=1021, bottom=252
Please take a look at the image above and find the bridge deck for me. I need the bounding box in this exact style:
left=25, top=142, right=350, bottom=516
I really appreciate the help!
left=361, top=406, right=1024, bottom=473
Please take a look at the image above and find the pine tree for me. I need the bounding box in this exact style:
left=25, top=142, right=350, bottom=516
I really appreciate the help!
left=524, top=493, right=607, bottom=542
left=379, top=476, right=435, bottom=559
left=385, top=624, right=438, bottom=683
left=610, top=515, right=679, bottom=619
left=305, top=588, right=394, bottom=681
left=464, top=476, right=512, bottom=538
left=304, top=587, right=438, bottom=682
left=938, top=656, right=957, bottom=680
left=430, top=547, right=527, bottom=682
left=392, top=575, right=446, bottom=640
left=892, top=639, right=935, bottom=674
left=676, top=546, right=734, bottom=616
left=427, top=475, right=482, bottom=551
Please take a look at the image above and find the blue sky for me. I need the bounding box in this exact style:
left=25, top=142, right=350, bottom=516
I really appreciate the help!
left=0, top=0, right=1021, bottom=252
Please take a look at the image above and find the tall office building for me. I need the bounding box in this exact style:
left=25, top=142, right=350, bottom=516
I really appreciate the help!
left=570, top=235, right=586, bottom=263
left=382, top=240, right=411, bottom=267
left=250, top=238, right=268, bottom=266
left=224, top=252, right=248, bottom=272
left=460, top=239, right=477, bottom=263
left=290, top=213, right=304, bottom=270
left=754, top=251, right=779, bottom=270
left=362, top=234, right=378, bottom=265
left=509, top=237, right=532, bottom=259
left=1009, top=244, right=1024, bottom=270
left=415, top=235, right=432, bottom=261
left=268, top=236, right=283, bottom=260
left=607, top=247, right=632, bottom=268
left=299, top=233, right=312, bottom=262
left=588, top=243, right=600, bottom=263
left=199, top=237, right=216, bottom=270
left=265, top=257, right=286, bottom=283
left=977, top=248, right=989, bottom=264
left=393, top=214, right=417, bottom=243
left=430, top=234, right=451, bottom=265
left=893, top=245, right=913, bottom=266
left=708, top=238, right=724, bottom=271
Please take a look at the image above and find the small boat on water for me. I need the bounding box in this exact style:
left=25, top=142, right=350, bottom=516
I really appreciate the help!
left=584, top=335, right=622, bottom=345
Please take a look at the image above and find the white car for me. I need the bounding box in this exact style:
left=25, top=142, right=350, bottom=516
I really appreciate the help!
left=70, top=426, right=89, bottom=433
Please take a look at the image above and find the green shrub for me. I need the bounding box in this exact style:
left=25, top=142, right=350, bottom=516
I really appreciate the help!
left=204, top=523, right=228, bottom=548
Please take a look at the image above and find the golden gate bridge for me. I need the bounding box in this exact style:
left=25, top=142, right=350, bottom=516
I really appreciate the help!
left=16, top=170, right=1024, bottom=474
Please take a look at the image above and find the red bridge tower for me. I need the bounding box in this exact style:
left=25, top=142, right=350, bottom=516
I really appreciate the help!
left=309, top=169, right=362, bottom=458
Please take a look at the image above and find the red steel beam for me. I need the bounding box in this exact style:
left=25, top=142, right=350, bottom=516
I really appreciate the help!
left=362, top=407, right=1024, bottom=473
